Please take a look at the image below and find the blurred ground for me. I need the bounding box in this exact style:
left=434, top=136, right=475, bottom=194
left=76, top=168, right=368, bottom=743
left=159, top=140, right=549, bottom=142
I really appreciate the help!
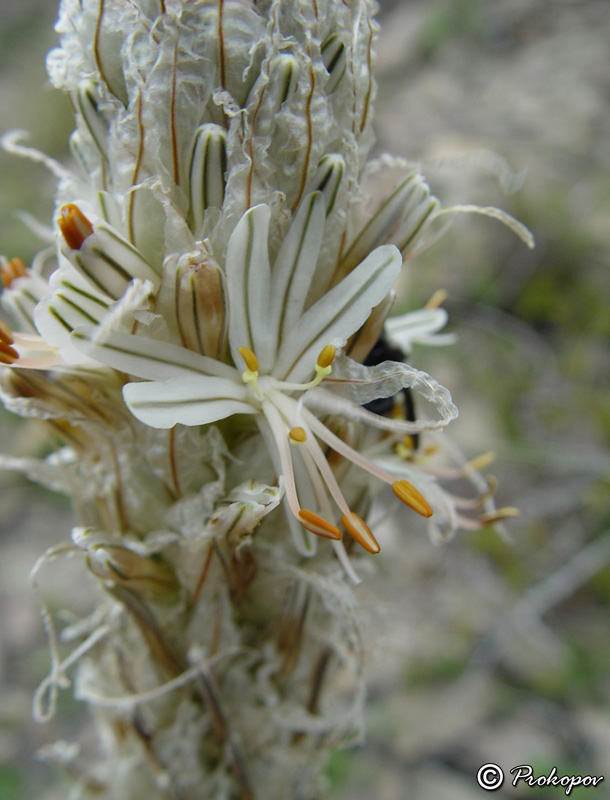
left=0, top=1, right=609, bottom=799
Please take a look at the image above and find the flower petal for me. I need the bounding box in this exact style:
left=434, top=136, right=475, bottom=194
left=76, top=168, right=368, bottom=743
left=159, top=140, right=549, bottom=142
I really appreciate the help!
left=70, top=327, right=238, bottom=381
left=270, top=192, right=325, bottom=364
left=274, top=244, right=402, bottom=382
left=123, top=375, right=254, bottom=429
left=224, top=204, right=272, bottom=367
left=384, top=307, right=455, bottom=352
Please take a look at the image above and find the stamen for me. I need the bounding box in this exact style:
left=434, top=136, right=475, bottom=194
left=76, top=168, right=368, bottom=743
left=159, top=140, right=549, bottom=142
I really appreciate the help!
left=298, top=510, right=342, bottom=541
left=301, top=407, right=398, bottom=485
left=239, top=346, right=264, bottom=399
left=274, top=346, right=335, bottom=392
left=395, top=434, right=415, bottom=459
left=58, top=204, right=94, bottom=251
left=392, top=480, right=433, bottom=518
left=425, top=289, right=448, bottom=310
left=317, top=344, right=335, bottom=369
left=479, top=507, right=520, bottom=525
left=476, top=475, right=498, bottom=510
left=0, top=341, right=19, bottom=364
left=1, top=257, right=28, bottom=288
left=462, top=451, right=496, bottom=474
left=0, top=319, right=15, bottom=345
left=238, top=346, right=259, bottom=372
left=341, top=512, right=380, bottom=554
left=289, top=426, right=307, bottom=444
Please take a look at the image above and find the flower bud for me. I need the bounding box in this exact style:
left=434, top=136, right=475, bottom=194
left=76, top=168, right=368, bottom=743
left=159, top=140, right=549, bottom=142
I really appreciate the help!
left=321, top=34, right=347, bottom=94
left=189, top=124, right=228, bottom=234
left=334, top=173, right=437, bottom=283
left=268, top=53, right=300, bottom=108
left=74, top=80, right=108, bottom=160
left=69, top=131, right=90, bottom=176
left=58, top=205, right=160, bottom=300
left=309, top=154, right=345, bottom=216
left=86, top=544, right=179, bottom=600
left=0, top=255, right=48, bottom=332
left=175, top=248, right=227, bottom=359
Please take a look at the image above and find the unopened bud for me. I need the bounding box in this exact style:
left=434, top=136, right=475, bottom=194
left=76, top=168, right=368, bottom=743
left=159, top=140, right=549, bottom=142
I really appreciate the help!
left=334, top=173, right=437, bottom=283
left=321, top=34, right=346, bottom=94
left=310, top=154, right=345, bottom=216
left=189, top=124, right=227, bottom=233
left=176, top=249, right=227, bottom=359
left=0, top=257, right=28, bottom=288
left=74, top=80, right=108, bottom=160
left=59, top=209, right=160, bottom=300
left=269, top=53, right=300, bottom=107
left=87, top=544, right=179, bottom=600
left=58, top=204, right=93, bottom=251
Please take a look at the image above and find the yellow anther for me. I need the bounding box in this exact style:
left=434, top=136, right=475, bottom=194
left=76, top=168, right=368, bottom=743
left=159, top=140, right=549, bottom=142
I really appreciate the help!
left=423, top=445, right=439, bottom=457
left=463, top=451, right=496, bottom=474
left=392, top=480, right=433, bottom=518
left=238, top=346, right=259, bottom=373
left=317, top=344, right=336, bottom=369
left=341, top=512, right=380, bottom=554
left=479, top=507, right=520, bottom=526
left=58, top=203, right=94, bottom=251
left=289, top=426, right=307, bottom=444
left=425, top=288, right=448, bottom=310
left=298, top=509, right=342, bottom=541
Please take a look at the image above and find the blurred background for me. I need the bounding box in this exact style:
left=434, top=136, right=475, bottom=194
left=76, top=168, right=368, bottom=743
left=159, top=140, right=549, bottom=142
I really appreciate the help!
left=0, top=0, right=609, bottom=798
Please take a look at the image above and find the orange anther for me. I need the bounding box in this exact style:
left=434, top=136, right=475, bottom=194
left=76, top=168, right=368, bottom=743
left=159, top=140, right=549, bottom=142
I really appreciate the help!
left=298, top=509, right=342, bottom=540
left=392, top=480, right=433, bottom=518
left=0, top=319, right=15, bottom=345
left=0, top=341, right=19, bottom=364
left=341, top=512, right=380, bottom=554
left=1, top=257, right=28, bottom=288
left=58, top=203, right=93, bottom=250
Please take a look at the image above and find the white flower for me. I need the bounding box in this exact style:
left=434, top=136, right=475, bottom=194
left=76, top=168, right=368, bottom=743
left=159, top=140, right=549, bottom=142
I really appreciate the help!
left=384, top=306, right=456, bottom=353
left=71, top=192, right=457, bottom=562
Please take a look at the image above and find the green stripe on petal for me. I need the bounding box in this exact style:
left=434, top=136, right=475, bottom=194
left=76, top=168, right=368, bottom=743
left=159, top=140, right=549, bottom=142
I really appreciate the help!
left=225, top=204, right=272, bottom=367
